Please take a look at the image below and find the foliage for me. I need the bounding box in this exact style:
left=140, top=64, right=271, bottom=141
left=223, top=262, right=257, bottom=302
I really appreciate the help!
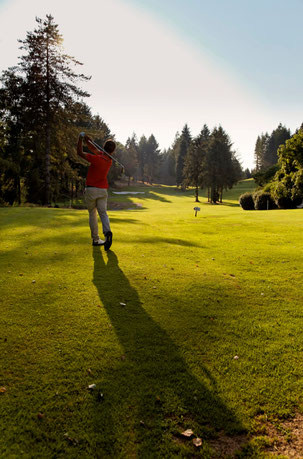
left=254, top=124, right=291, bottom=171
left=271, top=129, right=303, bottom=208
left=253, top=191, right=277, bottom=210
left=239, top=192, right=255, bottom=210
left=183, top=124, right=210, bottom=201
left=143, top=134, right=162, bottom=184
left=0, top=15, right=96, bottom=205
left=175, top=124, right=191, bottom=187
left=203, top=126, right=242, bottom=203
left=253, top=164, right=279, bottom=186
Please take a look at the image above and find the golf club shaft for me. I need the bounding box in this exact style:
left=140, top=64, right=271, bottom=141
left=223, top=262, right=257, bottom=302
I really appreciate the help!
left=90, top=139, right=125, bottom=171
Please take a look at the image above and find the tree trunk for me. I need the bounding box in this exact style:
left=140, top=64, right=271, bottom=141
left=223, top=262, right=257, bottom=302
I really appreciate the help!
left=195, top=186, right=200, bottom=202
left=16, top=175, right=21, bottom=205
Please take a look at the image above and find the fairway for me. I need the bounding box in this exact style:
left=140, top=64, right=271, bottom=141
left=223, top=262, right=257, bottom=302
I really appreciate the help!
left=1, top=181, right=303, bottom=458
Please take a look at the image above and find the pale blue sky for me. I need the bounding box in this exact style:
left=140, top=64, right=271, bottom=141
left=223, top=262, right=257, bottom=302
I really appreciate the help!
left=0, top=0, right=302, bottom=169
left=128, top=0, right=303, bottom=107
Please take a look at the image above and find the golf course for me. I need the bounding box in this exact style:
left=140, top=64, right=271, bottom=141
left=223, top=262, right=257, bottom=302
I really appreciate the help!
left=1, top=179, right=303, bottom=458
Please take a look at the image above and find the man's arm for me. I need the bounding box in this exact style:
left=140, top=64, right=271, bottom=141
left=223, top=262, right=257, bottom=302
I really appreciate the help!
left=84, top=135, right=102, bottom=156
left=77, top=135, right=88, bottom=160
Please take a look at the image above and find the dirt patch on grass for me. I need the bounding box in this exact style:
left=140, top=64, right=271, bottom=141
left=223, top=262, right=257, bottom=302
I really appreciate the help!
left=197, top=414, right=303, bottom=458
left=256, top=413, right=303, bottom=458
left=208, top=432, right=248, bottom=458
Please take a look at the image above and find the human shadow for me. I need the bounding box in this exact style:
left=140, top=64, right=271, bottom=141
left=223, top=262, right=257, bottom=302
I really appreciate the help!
left=92, top=249, right=245, bottom=456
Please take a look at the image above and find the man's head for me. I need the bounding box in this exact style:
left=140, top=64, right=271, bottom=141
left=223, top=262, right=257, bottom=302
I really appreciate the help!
left=104, top=139, right=116, bottom=154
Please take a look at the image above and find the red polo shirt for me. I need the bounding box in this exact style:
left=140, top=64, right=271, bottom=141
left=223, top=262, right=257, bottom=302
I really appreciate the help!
left=85, top=153, right=112, bottom=189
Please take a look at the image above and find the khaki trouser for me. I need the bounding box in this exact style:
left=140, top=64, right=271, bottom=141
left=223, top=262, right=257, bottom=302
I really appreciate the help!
left=84, top=187, right=111, bottom=240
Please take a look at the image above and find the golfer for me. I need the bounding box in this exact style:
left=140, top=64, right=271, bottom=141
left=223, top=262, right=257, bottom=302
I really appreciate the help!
left=77, top=133, right=115, bottom=250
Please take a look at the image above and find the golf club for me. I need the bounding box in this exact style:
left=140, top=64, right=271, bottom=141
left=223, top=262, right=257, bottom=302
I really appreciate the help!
left=80, top=132, right=125, bottom=173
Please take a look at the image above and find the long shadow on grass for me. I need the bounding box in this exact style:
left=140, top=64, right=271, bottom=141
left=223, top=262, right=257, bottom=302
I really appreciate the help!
left=123, top=236, right=204, bottom=248
left=92, top=248, right=245, bottom=455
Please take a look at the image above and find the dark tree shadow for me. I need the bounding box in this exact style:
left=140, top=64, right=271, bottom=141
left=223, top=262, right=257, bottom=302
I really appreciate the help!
left=92, top=248, right=245, bottom=456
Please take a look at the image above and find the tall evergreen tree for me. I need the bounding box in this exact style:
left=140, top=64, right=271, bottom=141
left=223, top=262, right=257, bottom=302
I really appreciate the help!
left=183, top=124, right=210, bottom=201
left=175, top=124, right=191, bottom=187
left=137, top=135, right=148, bottom=182
left=144, top=134, right=161, bottom=184
left=263, top=124, right=291, bottom=168
left=123, top=134, right=139, bottom=184
left=0, top=69, right=25, bottom=204
left=203, top=126, right=241, bottom=203
left=254, top=133, right=269, bottom=171
left=17, top=15, right=90, bottom=204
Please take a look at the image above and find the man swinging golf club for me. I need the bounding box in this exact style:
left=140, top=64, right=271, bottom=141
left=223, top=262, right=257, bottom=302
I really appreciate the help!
left=77, top=132, right=115, bottom=250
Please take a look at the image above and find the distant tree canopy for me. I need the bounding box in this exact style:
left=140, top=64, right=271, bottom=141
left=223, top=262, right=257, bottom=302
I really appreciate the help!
left=182, top=125, right=242, bottom=203
left=0, top=15, right=246, bottom=206
left=254, top=124, right=291, bottom=171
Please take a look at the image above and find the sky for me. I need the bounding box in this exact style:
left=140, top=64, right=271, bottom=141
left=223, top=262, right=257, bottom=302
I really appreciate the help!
left=0, top=0, right=302, bottom=169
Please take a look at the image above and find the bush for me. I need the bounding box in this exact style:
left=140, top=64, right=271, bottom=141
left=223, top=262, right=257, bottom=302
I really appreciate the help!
left=274, top=196, right=298, bottom=209
left=253, top=191, right=277, bottom=210
left=272, top=181, right=301, bottom=208
left=239, top=192, right=255, bottom=210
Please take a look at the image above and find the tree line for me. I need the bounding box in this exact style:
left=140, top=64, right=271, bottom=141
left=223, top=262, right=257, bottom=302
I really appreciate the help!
left=0, top=15, right=243, bottom=206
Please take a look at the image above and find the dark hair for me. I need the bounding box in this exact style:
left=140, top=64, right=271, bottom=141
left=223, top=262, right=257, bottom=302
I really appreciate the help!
left=104, top=139, right=116, bottom=154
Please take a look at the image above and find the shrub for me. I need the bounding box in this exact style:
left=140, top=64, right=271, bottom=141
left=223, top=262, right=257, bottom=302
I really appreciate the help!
left=239, top=192, right=255, bottom=210
left=274, top=196, right=298, bottom=209
left=253, top=191, right=277, bottom=210
left=272, top=181, right=301, bottom=208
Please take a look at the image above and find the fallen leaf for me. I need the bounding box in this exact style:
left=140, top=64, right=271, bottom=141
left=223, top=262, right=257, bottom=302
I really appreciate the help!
left=193, top=437, right=202, bottom=447
left=121, top=355, right=126, bottom=361
left=120, top=302, right=126, bottom=307
left=32, top=280, right=36, bottom=283
left=181, top=429, right=194, bottom=438
left=233, top=355, right=239, bottom=360
left=37, top=412, right=44, bottom=419
left=88, top=384, right=96, bottom=390
left=0, top=387, right=7, bottom=393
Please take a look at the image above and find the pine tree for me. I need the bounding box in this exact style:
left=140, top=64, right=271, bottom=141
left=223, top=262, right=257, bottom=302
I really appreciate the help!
left=263, top=124, right=291, bottom=168
left=123, top=134, right=139, bottom=184
left=144, top=134, right=161, bottom=184
left=17, top=15, right=90, bottom=204
left=175, top=124, right=191, bottom=187
left=138, top=135, right=148, bottom=182
left=183, top=124, right=210, bottom=201
left=203, top=126, right=241, bottom=203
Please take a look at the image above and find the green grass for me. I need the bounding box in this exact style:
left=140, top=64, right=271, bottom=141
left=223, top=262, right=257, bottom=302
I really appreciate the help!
left=1, top=179, right=303, bottom=458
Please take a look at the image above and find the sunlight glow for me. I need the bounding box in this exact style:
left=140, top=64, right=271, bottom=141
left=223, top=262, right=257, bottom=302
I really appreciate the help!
left=0, top=0, right=295, bottom=168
